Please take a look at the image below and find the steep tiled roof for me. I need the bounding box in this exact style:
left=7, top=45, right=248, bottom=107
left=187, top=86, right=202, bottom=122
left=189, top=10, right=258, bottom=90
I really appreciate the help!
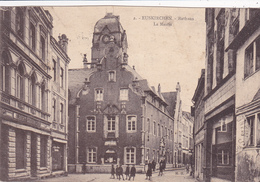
left=161, top=92, right=177, bottom=117
left=68, top=68, right=96, bottom=105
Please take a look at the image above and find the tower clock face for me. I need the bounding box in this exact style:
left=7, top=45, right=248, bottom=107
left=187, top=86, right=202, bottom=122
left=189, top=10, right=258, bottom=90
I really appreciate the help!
left=102, top=35, right=110, bottom=44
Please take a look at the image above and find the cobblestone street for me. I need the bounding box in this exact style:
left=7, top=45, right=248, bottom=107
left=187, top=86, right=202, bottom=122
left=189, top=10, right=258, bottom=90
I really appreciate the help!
left=39, top=169, right=196, bottom=182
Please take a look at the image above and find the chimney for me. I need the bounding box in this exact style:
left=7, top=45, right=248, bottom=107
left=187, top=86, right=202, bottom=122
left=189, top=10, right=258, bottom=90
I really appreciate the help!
left=58, top=34, right=68, bottom=54
left=83, top=54, right=88, bottom=68
left=158, top=84, right=161, bottom=94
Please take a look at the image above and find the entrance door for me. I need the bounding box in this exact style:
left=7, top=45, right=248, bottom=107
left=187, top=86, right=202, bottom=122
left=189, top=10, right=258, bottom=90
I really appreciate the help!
left=31, top=133, right=37, bottom=177
left=104, top=149, right=117, bottom=164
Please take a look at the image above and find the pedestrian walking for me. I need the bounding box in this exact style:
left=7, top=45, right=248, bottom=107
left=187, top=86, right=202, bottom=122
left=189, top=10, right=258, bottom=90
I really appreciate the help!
left=186, top=164, right=189, bottom=174
left=152, top=160, right=156, bottom=171
left=158, top=160, right=163, bottom=176
left=118, top=165, right=125, bottom=180
left=82, top=162, right=86, bottom=174
left=116, top=165, right=119, bottom=179
left=125, top=164, right=130, bottom=179
left=129, top=165, right=136, bottom=181
left=146, top=161, right=152, bottom=180
left=110, top=164, right=115, bottom=179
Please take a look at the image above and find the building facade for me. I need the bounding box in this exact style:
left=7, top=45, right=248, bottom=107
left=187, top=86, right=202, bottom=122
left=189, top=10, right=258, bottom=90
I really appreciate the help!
left=204, top=8, right=237, bottom=182
left=0, top=7, right=70, bottom=181
left=181, top=111, right=194, bottom=166
left=68, top=13, right=181, bottom=173
left=225, top=8, right=260, bottom=182
left=204, top=8, right=260, bottom=182
left=192, top=69, right=205, bottom=181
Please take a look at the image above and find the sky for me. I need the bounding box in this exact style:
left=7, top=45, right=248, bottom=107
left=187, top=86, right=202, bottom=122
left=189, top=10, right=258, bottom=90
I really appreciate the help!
left=44, top=6, right=206, bottom=112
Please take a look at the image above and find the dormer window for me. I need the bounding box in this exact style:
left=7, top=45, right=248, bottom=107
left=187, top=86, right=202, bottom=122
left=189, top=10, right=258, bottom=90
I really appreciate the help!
left=95, top=88, right=103, bottom=101
left=120, top=88, right=128, bottom=101
left=108, top=71, right=116, bottom=82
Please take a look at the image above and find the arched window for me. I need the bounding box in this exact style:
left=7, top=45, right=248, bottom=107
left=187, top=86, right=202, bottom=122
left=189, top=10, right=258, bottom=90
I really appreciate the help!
left=30, top=73, right=37, bottom=106
left=17, top=63, right=25, bottom=100
left=16, top=7, right=24, bottom=39
left=1, top=52, right=10, bottom=93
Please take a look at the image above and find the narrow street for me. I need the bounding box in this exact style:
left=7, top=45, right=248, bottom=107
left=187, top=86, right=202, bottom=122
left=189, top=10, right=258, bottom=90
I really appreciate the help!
left=39, top=169, right=196, bottom=182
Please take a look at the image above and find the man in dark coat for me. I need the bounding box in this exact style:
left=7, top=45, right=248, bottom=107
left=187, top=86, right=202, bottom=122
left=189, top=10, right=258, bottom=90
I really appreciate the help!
left=125, top=164, right=130, bottom=179
left=129, top=165, right=136, bottom=181
left=152, top=160, right=156, bottom=171
left=146, top=161, right=152, bottom=180
left=116, top=165, right=119, bottom=179
left=118, top=165, right=124, bottom=180
left=110, top=164, right=115, bottom=179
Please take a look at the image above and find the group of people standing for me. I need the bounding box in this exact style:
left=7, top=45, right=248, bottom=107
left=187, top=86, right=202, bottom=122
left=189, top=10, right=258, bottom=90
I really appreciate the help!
left=110, top=164, right=136, bottom=181
left=110, top=159, right=166, bottom=181
left=145, top=159, right=166, bottom=180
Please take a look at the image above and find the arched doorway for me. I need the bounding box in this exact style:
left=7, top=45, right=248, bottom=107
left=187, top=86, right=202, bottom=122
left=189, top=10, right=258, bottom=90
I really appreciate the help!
left=104, top=149, right=117, bottom=164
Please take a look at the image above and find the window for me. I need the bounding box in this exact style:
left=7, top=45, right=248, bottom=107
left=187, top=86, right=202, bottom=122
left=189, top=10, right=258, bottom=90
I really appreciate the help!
left=125, top=147, right=135, bottom=164
left=108, top=71, right=116, bottom=82
left=60, top=103, right=64, bottom=124
left=247, top=115, right=255, bottom=146
left=53, top=60, right=56, bottom=81
left=17, top=64, right=25, bottom=100
left=95, top=88, right=103, bottom=101
left=16, top=7, right=24, bottom=39
left=52, top=99, right=56, bottom=121
left=30, top=73, right=37, bottom=106
left=1, top=52, right=10, bottom=92
left=87, top=148, right=97, bottom=163
left=60, top=67, right=64, bottom=88
left=153, top=121, right=156, bottom=135
left=216, top=9, right=225, bottom=83
left=41, top=83, right=46, bottom=111
left=40, top=36, right=45, bottom=61
left=245, top=37, right=260, bottom=78
left=256, top=38, right=260, bottom=71
left=108, top=116, right=115, bottom=131
left=16, top=129, right=25, bottom=169
left=220, top=119, right=227, bottom=132
left=127, top=116, right=136, bottom=132
left=120, top=88, right=128, bottom=100
left=158, top=124, right=160, bottom=136
left=165, top=127, right=168, bottom=138
left=245, top=44, right=254, bottom=78
left=40, top=135, right=47, bottom=167
left=217, top=149, right=230, bottom=165
left=86, top=116, right=96, bottom=132
left=29, top=22, right=36, bottom=51
left=147, top=118, right=150, bottom=133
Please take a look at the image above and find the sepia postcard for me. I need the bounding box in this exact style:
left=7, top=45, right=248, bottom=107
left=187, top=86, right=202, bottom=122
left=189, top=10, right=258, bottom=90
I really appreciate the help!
left=0, top=3, right=260, bottom=182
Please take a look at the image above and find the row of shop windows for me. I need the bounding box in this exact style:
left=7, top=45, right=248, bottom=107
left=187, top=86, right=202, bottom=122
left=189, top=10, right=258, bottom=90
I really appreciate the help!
left=86, top=115, right=136, bottom=132
left=13, top=129, right=64, bottom=171
left=15, top=129, right=47, bottom=169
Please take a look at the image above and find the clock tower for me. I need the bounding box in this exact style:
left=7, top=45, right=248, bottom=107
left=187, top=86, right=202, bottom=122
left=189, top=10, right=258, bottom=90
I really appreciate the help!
left=91, top=13, right=128, bottom=70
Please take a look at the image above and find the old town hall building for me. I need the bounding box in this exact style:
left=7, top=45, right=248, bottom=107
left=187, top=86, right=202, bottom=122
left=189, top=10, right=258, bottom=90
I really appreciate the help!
left=68, top=13, right=183, bottom=172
